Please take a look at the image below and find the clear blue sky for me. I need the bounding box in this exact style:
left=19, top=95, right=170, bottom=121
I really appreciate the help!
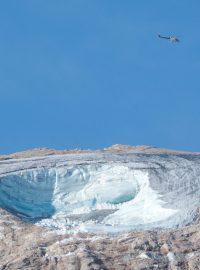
left=0, top=1, right=200, bottom=154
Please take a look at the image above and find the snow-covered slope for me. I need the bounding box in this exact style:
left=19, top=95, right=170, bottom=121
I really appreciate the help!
left=0, top=150, right=200, bottom=233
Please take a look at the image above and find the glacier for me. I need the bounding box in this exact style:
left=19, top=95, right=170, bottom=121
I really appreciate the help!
left=0, top=151, right=200, bottom=233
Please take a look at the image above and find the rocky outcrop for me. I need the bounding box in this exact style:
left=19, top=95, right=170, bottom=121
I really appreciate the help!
left=1, top=144, right=199, bottom=161
left=1, top=208, right=200, bottom=270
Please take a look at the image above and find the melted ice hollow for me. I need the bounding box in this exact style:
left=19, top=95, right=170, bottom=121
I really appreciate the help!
left=0, top=164, right=177, bottom=232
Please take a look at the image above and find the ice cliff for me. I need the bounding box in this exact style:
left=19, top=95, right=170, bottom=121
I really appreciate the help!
left=0, top=149, right=200, bottom=233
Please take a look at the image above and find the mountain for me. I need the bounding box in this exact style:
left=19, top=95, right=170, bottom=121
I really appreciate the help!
left=0, top=145, right=200, bottom=269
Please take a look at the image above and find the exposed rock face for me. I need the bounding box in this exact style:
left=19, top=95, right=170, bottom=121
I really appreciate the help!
left=1, top=144, right=199, bottom=160
left=0, top=146, right=200, bottom=269
left=1, top=208, right=200, bottom=270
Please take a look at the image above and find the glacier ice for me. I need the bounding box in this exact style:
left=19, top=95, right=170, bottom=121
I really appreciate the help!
left=0, top=152, right=200, bottom=233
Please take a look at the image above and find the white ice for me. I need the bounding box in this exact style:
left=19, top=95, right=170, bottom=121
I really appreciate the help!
left=1, top=151, right=200, bottom=234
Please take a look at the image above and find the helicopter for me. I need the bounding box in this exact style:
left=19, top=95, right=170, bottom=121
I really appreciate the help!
left=158, top=34, right=180, bottom=43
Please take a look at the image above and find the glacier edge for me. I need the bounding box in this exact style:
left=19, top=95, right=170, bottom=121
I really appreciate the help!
left=0, top=151, right=200, bottom=233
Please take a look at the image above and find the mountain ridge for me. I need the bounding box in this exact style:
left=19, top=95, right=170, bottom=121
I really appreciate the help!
left=1, top=144, right=200, bottom=161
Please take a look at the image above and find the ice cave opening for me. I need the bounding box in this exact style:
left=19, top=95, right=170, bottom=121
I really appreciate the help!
left=0, top=164, right=177, bottom=233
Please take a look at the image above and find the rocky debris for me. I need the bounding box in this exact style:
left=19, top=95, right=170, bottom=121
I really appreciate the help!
left=160, top=243, right=170, bottom=255
left=1, top=208, right=200, bottom=270
left=1, top=144, right=200, bottom=161
left=0, top=148, right=91, bottom=161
